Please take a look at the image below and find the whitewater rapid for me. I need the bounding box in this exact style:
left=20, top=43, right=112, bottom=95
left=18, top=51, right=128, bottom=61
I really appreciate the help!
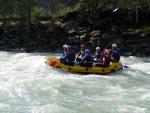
left=0, top=51, right=150, bottom=113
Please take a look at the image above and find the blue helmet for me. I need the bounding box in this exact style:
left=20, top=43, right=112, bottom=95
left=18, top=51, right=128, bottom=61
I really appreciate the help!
left=66, top=45, right=71, bottom=49
left=85, top=49, right=90, bottom=54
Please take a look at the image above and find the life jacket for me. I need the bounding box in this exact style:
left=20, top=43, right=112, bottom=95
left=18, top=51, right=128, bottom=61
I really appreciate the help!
left=80, top=54, right=93, bottom=67
left=87, top=55, right=93, bottom=63
left=112, top=48, right=120, bottom=61
left=102, top=47, right=107, bottom=56
left=104, top=54, right=110, bottom=66
left=95, top=51, right=102, bottom=59
left=68, top=50, right=76, bottom=61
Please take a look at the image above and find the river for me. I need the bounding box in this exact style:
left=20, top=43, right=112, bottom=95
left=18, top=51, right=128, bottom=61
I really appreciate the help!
left=0, top=51, right=150, bottom=113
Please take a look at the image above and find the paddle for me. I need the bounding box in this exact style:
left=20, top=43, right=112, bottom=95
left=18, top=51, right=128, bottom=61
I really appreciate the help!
left=123, top=65, right=129, bottom=68
left=50, top=61, right=57, bottom=67
left=73, top=61, right=79, bottom=65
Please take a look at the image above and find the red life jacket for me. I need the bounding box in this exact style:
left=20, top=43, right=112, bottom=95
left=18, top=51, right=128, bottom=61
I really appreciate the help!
left=69, top=50, right=76, bottom=61
left=104, top=54, right=110, bottom=66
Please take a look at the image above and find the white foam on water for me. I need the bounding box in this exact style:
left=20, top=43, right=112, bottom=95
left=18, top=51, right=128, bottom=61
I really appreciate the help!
left=0, top=52, right=150, bottom=113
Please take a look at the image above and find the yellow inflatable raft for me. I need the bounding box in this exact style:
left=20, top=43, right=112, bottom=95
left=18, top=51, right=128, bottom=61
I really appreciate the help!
left=45, top=56, right=123, bottom=74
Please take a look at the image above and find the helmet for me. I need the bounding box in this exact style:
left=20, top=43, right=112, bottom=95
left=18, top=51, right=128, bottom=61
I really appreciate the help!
left=96, top=47, right=100, bottom=50
left=66, top=45, right=71, bottom=49
left=81, top=44, right=86, bottom=49
left=85, top=49, right=90, bottom=54
left=105, top=49, right=109, bottom=54
left=112, top=44, right=117, bottom=47
left=63, top=44, right=67, bottom=48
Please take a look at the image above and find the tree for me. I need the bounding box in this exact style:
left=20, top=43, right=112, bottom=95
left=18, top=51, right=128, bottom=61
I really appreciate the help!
left=16, top=0, right=37, bottom=32
left=0, top=0, right=16, bottom=27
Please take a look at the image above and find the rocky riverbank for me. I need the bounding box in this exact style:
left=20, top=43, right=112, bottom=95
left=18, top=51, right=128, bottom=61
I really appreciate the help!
left=0, top=22, right=150, bottom=57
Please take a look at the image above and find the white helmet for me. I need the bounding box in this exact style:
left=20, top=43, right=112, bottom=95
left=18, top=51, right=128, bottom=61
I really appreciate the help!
left=63, top=44, right=67, bottom=48
left=105, top=49, right=109, bottom=54
left=96, top=47, right=100, bottom=50
left=112, top=44, right=117, bottom=47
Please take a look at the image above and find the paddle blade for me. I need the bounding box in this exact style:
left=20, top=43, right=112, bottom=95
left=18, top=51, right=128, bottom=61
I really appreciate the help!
left=50, top=61, right=57, bottom=67
left=73, top=61, right=79, bottom=65
left=124, top=65, right=129, bottom=68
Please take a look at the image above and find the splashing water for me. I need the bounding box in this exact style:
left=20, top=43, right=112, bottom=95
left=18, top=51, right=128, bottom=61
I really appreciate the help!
left=0, top=51, right=150, bottom=113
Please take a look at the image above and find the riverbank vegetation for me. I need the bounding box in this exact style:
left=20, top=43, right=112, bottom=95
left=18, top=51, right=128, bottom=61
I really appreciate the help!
left=0, top=0, right=150, bottom=56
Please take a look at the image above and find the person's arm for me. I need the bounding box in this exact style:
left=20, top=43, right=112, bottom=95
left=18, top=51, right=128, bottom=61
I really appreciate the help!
left=60, top=52, right=70, bottom=60
left=105, top=54, right=110, bottom=60
left=81, top=55, right=88, bottom=63
left=99, top=52, right=102, bottom=59
left=101, top=54, right=110, bottom=62
left=62, top=51, right=66, bottom=56
left=76, top=51, right=81, bottom=58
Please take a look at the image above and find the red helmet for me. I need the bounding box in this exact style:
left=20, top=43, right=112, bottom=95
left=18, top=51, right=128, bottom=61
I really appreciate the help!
left=81, top=44, right=86, bottom=49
